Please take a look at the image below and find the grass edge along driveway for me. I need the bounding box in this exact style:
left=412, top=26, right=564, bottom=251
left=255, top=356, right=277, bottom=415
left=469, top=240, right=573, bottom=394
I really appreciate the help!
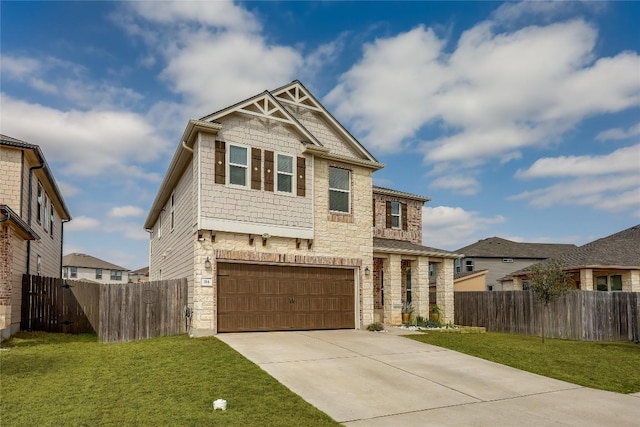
left=0, top=332, right=339, bottom=427
left=407, top=331, right=640, bottom=394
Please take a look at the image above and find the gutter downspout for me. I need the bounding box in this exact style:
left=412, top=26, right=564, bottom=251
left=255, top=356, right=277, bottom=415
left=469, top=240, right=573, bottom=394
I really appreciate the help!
left=60, top=218, right=70, bottom=278
left=26, top=161, right=45, bottom=275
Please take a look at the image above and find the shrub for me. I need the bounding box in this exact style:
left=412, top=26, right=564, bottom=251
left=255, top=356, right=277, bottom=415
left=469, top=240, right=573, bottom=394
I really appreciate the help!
left=366, top=322, right=384, bottom=332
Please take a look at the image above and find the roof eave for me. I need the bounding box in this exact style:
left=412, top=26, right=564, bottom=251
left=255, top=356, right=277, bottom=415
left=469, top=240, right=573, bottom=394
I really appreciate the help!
left=303, top=145, right=384, bottom=171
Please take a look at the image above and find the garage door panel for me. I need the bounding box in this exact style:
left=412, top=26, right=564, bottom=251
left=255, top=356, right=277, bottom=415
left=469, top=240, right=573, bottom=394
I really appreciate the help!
left=217, top=263, right=355, bottom=332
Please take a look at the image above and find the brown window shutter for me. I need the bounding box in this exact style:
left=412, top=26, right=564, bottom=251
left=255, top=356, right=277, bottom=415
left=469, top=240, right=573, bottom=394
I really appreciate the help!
left=251, top=148, right=262, bottom=190
left=401, top=203, right=408, bottom=231
left=215, top=141, right=226, bottom=184
left=385, top=201, right=392, bottom=228
left=373, top=199, right=376, bottom=226
left=264, top=150, right=274, bottom=192
left=296, top=157, right=306, bottom=197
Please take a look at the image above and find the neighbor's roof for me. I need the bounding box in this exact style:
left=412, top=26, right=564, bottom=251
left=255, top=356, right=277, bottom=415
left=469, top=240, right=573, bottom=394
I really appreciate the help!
left=62, top=253, right=128, bottom=271
left=130, top=266, right=149, bottom=275
left=374, top=238, right=461, bottom=259
left=373, top=186, right=430, bottom=203
left=504, top=224, right=640, bottom=279
left=0, top=134, right=72, bottom=221
left=455, top=237, right=576, bottom=259
left=454, top=269, right=488, bottom=281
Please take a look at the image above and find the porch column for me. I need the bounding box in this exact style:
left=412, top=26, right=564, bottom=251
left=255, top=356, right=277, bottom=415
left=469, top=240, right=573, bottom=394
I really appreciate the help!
left=580, top=269, right=593, bottom=290
left=412, top=257, right=429, bottom=319
left=436, top=258, right=454, bottom=324
left=622, top=270, right=640, bottom=292
left=512, top=277, right=523, bottom=291
left=384, top=254, right=402, bottom=325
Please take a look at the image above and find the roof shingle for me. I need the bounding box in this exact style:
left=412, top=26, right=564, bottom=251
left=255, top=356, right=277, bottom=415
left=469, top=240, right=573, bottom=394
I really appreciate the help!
left=62, top=253, right=128, bottom=271
left=455, top=237, right=576, bottom=259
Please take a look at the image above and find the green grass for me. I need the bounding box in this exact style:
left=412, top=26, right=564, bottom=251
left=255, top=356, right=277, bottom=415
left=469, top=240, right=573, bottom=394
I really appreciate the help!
left=0, top=332, right=339, bottom=427
left=407, top=332, right=640, bottom=394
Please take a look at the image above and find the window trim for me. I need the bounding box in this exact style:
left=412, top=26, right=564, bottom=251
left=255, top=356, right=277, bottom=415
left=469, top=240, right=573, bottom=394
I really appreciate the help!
left=227, top=143, right=250, bottom=188
left=70, top=267, right=77, bottom=278
left=275, top=153, right=295, bottom=194
left=170, top=193, right=175, bottom=231
left=328, top=166, right=351, bottom=213
left=465, top=259, right=474, bottom=272
left=37, top=181, right=43, bottom=224
left=49, top=201, right=54, bottom=237
left=43, top=193, right=50, bottom=232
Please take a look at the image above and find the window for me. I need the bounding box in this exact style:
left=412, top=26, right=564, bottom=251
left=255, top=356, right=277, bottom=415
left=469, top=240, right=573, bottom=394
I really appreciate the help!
left=465, top=259, right=474, bottom=272
left=37, top=255, right=41, bottom=276
left=50, top=202, right=54, bottom=237
left=522, top=281, right=530, bottom=291
left=170, top=193, right=175, bottom=231
left=329, top=167, right=350, bottom=213
left=96, top=269, right=102, bottom=280
left=406, top=266, right=412, bottom=304
left=70, top=267, right=77, bottom=278
left=63, top=267, right=68, bottom=278
left=37, top=182, right=43, bottom=223
left=157, top=212, right=162, bottom=238
left=454, top=259, right=461, bottom=273
left=43, top=194, right=49, bottom=232
left=276, top=154, right=294, bottom=193
left=228, top=144, right=248, bottom=186
left=429, top=263, right=436, bottom=277
left=391, top=201, right=401, bottom=229
left=111, top=270, right=123, bottom=281
left=597, top=275, right=622, bottom=291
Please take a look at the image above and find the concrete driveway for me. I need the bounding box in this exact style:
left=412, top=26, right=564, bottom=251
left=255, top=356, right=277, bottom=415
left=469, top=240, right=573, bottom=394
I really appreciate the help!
left=218, top=329, right=640, bottom=426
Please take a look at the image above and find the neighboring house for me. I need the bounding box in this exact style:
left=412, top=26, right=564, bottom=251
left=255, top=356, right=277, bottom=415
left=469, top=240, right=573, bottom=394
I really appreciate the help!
left=502, top=225, right=640, bottom=292
left=455, top=237, right=577, bottom=290
left=129, top=266, right=149, bottom=283
left=62, top=253, right=129, bottom=285
left=0, top=134, right=71, bottom=338
left=144, top=80, right=460, bottom=336
left=454, top=270, right=488, bottom=292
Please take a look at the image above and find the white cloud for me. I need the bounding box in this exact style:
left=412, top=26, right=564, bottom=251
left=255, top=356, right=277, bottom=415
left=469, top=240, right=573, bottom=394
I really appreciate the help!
left=492, top=1, right=576, bottom=24
left=108, top=206, right=145, bottom=218
left=326, top=19, right=640, bottom=176
left=66, top=216, right=100, bottom=232
left=516, top=144, right=640, bottom=178
left=422, top=206, right=505, bottom=249
left=596, top=123, right=640, bottom=141
left=104, top=222, right=149, bottom=240
left=430, top=175, right=480, bottom=195
left=0, top=94, right=171, bottom=176
left=57, top=181, right=81, bottom=198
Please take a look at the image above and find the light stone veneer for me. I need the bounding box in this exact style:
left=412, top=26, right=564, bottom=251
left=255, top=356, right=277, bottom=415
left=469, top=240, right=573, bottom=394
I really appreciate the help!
left=189, top=157, right=374, bottom=335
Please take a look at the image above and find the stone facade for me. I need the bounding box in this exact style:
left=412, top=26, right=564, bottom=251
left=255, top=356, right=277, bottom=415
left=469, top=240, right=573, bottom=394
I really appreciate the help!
left=373, top=192, right=423, bottom=245
left=0, top=148, right=23, bottom=214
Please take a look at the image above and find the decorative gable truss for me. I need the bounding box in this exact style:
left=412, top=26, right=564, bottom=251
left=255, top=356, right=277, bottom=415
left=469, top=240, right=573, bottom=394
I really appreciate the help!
left=200, top=91, right=321, bottom=146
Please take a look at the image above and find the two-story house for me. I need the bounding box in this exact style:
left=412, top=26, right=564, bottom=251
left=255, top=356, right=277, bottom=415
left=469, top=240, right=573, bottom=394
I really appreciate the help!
left=1, top=134, right=71, bottom=338
left=455, top=237, right=577, bottom=290
left=62, top=253, right=129, bottom=285
left=144, top=81, right=459, bottom=336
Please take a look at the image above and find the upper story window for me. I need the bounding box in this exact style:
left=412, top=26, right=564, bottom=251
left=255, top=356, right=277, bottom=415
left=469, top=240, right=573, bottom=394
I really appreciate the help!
left=454, top=259, right=461, bottom=273
left=391, top=201, right=401, bottom=229
left=157, top=211, right=162, bottom=239
left=111, top=270, right=123, bottom=281
left=228, top=144, right=248, bottom=187
left=50, top=202, right=54, bottom=237
left=329, top=167, right=350, bottom=213
left=37, top=182, right=43, bottom=223
left=70, top=267, right=78, bottom=278
left=96, top=269, right=102, bottom=280
left=276, top=154, right=294, bottom=193
left=465, top=259, right=474, bottom=272
left=36, top=255, right=42, bottom=276
left=43, top=194, right=50, bottom=232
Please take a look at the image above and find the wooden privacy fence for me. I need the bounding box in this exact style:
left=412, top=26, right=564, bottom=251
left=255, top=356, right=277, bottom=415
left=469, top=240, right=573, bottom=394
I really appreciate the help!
left=455, top=290, right=640, bottom=342
left=21, top=275, right=188, bottom=343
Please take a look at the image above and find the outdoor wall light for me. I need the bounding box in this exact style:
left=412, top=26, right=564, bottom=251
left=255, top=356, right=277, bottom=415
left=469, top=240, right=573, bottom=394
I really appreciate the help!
left=364, top=266, right=371, bottom=276
left=204, top=257, right=212, bottom=269
left=262, top=233, right=270, bottom=246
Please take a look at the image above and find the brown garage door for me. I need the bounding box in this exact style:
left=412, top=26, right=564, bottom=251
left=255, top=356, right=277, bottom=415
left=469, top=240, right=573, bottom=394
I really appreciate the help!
left=217, top=263, right=355, bottom=332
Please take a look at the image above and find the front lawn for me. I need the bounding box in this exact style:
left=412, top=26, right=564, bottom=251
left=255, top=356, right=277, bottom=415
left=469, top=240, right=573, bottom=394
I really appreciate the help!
left=0, top=332, right=339, bottom=426
left=407, top=332, right=640, bottom=394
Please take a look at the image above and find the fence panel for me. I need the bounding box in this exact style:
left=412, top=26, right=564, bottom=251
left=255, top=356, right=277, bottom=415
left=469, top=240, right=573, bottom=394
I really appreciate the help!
left=98, top=279, right=188, bottom=343
left=455, top=290, right=640, bottom=341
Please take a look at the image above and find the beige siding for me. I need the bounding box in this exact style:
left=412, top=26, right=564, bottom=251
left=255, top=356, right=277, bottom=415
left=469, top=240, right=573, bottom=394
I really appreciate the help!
left=465, top=258, right=546, bottom=289
left=455, top=273, right=487, bottom=292
left=199, top=114, right=313, bottom=235
left=284, top=106, right=363, bottom=159
left=66, top=267, right=127, bottom=284
left=149, top=158, right=195, bottom=287
left=0, top=146, right=23, bottom=214
left=26, top=164, right=64, bottom=278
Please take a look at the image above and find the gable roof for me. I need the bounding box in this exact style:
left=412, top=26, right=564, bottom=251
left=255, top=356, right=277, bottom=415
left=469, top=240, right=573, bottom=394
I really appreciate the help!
left=1, top=134, right=71, bottom=221
left=504, top=224, right=640, bottom=279
left=63, top=253, right=128, bottom=271
left=374, top=238, right=461, bottom=259
left=456, top=237, right=576, bottom=259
